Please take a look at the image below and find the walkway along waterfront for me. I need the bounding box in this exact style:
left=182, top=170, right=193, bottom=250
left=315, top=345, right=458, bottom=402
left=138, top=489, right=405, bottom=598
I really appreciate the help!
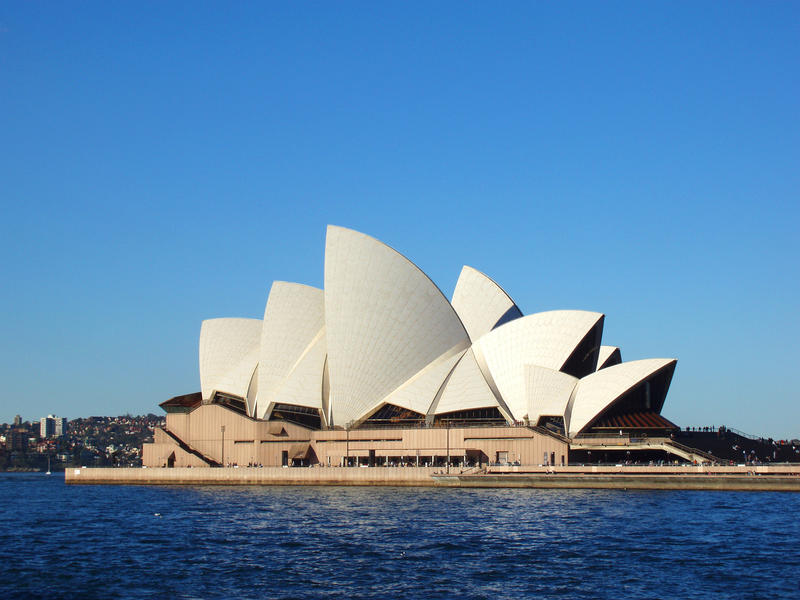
left=65, top=464, right=800, bottom=491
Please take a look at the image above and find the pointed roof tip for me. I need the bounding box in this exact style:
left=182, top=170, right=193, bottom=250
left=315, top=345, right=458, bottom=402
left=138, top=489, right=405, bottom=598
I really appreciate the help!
left=325, top=224, right=351, bottom=243
left=325, top=225, right=399, bottom=253
left=586, top=357, right=677, bottom=377
left=525, top=309, right=604, bottom=321
left=326, top=224, right=368, bottom=237
left=268, top=280, right=323, bottom=293
left=457, top=265, right=515, bottom=294
left=201, top=317, right=262, bottom=326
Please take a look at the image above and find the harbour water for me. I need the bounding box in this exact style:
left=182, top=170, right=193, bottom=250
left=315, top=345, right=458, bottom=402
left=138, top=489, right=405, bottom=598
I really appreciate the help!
left=2, top=473, right=799, bottom=599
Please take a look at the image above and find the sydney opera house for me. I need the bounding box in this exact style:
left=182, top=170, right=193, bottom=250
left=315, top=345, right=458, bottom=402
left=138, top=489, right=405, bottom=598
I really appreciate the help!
left=143, top=226, right=682, bottom=469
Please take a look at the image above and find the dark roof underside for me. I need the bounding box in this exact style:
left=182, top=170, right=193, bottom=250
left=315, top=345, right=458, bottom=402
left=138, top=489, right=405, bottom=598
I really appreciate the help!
left=591, top=411, right=678, bottom=430
left=160, top=392, right=202, bottom=410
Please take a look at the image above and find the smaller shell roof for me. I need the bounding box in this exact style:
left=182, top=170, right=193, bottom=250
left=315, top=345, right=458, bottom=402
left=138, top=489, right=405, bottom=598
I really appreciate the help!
left=199, top=318, right=262, bottom=403
left=474, top=310, right=604, bottom=420
left=596, top=346, right=622, bottom=370
left=258, top=282, right=325, bottom=416
left=565, top=358, right=677, bottom=437
left=451, top=266, right=522, bottom=342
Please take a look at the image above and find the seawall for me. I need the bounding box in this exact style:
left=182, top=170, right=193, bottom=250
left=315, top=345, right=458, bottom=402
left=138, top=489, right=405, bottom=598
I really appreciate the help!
left=65, top=466, right=440, bottom=486
left=65, top=464, right=800, bottom=491
left=434, top=473, right=800, bottom=491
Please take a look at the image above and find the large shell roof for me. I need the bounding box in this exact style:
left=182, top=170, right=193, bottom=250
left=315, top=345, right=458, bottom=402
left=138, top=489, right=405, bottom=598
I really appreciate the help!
left=323, top=226, right=470, bottom=426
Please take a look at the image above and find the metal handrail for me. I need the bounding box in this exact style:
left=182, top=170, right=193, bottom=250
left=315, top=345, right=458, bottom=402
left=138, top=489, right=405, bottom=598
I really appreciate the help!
left=724, top=427, right=762, bottom=441
left=527, top=424, right=570, bottom=443
left=573, top=432, right=632, bottom=439
left=572, top=435, right=721, bottom=463
left=662, top=439, right=719, bottom=462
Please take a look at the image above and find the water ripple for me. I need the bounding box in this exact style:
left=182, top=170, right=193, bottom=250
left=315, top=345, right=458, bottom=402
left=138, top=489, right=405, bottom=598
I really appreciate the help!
left=2, top=475, right=800, bottom=599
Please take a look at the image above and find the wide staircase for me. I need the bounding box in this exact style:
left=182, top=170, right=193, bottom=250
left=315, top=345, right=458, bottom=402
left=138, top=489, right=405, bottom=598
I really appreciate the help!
left=570, top=435, right=719, bottom=464
left=161, top=428, right=221, bottom=467
left=673, top=428, right=799, bottom=463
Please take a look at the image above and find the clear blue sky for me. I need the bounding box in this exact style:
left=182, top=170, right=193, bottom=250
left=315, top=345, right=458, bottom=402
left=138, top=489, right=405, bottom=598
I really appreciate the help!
left=1, top=3, right=798, bottom=439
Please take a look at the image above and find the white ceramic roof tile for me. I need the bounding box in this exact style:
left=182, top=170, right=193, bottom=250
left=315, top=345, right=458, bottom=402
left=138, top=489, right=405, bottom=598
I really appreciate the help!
left=378, top=347, right=466, bottom=417
left=525, top=366, right=578, bottom=425
left=434, top=348, right=503, bottom=414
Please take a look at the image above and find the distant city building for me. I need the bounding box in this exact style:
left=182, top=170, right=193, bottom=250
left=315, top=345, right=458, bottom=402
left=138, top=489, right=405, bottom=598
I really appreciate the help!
left=40, top=417, right=54, bottom=438
left=40, top=415, right=68, bottom=439
left=7, top=428, right=29, bottom=452
left=13, top=415, right=22, bottom=427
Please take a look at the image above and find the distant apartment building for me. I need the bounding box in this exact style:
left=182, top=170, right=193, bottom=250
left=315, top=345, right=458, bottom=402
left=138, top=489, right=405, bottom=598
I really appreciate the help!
left=13, top=414, right=22, bottom=426
left=40, top=415, right=68, bottom=439
left=6, top=428, right=30, bottom=452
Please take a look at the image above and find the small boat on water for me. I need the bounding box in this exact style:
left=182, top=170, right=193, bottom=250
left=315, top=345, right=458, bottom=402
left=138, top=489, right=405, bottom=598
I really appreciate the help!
left=46, top=456, right=51, bottom=476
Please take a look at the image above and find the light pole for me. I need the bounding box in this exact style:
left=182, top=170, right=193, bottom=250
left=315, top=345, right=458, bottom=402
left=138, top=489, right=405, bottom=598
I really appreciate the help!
left=446, top=419, right=450, bottom=474
left=220, top=425, right=225, bottom=467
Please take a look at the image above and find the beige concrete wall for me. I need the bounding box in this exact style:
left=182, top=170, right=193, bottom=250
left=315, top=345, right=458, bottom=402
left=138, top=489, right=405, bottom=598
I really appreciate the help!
left=310, top=426, right=569, bottom=467
left=143, top=442, right=207, bottom=468
left=162, top=405, right=313, bottom=467
left=149, top=406, right=570, bottom=469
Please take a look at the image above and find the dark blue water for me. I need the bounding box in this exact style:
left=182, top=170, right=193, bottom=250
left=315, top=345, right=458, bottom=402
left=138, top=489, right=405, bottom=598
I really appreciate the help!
left=2, top=473, right=799, bottom=599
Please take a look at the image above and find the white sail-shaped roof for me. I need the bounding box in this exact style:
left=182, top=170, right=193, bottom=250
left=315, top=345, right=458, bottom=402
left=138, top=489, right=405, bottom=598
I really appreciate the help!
left=260, top=329, right=327, bottom=420
left=257, top=282, right=325, bottom=415
left=565, top=358, right=677, bottom=437
left=474, top=310, right=604, bottom=421
left=324, top=226, right=471, bottom=427
left=525, top=366, right=578, bottom=426
left=376, top=347, right=467, bottom=419
left=596, top=346, right=622, bottom=370
left=451, top=266, right=523, bottom=341
left=199, top=318, right=262, bottom=405
left=433, top=348, right=505, bottom=415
